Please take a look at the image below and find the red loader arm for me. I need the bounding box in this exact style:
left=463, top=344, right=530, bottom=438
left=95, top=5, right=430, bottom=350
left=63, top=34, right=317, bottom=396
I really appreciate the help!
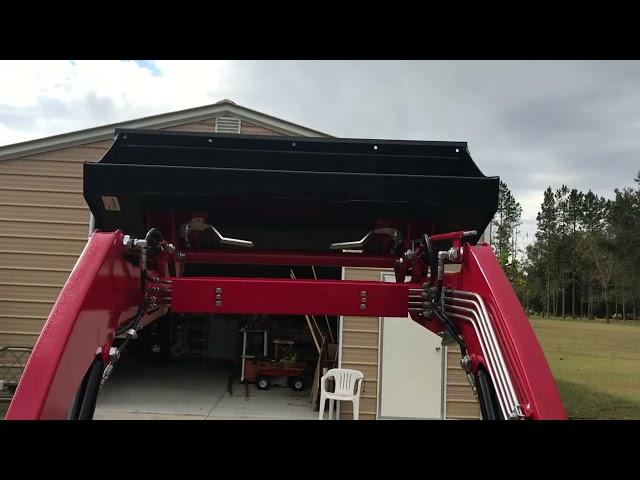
left=5, top=231, right=166, bottom=420
left=450, top=245, right=566, bottom=419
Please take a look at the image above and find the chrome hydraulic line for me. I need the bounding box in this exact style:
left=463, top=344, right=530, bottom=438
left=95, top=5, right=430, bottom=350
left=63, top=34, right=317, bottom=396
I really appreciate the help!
left=443, top=298, right=513, bottom=414
left=407, top=256, right=522, bottom=417
left=444, top=289, right=523, bottom=419
left=409, top=286, right=467, bottom=355
left=446, top=289, right=521, bottom=415
left=443, top=305, right=510, bottom=419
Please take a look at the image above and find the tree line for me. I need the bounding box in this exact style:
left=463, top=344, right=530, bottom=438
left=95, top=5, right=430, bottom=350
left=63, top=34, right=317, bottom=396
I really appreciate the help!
left=490, top=171, right=640, bottom=321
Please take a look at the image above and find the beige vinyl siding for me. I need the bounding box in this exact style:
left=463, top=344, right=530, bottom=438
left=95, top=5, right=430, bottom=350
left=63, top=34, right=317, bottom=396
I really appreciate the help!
left=162, top=119, right=215, bottom=133
left=339, top=267, right=384, bottom=420
left=0, top=115, right=287, bottom=388
left=0, top=145, right=100, bottom=351
left=445, top=345, right=481, bottom=419
left=240, top=121, right=281, bottom=136
left=340, top=316, right=379, bottom=420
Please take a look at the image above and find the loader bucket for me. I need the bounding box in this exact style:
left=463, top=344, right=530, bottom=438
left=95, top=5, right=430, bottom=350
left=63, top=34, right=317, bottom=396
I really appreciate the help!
left=84, top=129, right=499, bottom=251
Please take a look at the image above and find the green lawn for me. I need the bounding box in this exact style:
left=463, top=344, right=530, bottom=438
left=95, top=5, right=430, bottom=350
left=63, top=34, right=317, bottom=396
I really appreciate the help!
left=530, top=317, right=640, bottom=419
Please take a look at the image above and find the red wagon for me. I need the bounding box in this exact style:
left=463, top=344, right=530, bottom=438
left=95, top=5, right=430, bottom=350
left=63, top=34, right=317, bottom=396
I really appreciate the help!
left=254, top=360, right=306, bottom=391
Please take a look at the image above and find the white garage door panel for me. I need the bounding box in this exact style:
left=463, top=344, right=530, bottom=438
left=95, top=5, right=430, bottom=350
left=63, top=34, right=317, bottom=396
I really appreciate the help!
left=379, top=273, right=443, bottom=419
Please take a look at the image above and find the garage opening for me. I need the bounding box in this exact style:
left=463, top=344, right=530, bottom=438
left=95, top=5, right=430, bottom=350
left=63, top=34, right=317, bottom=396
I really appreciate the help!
left=95, top=265, right=340, bottom=420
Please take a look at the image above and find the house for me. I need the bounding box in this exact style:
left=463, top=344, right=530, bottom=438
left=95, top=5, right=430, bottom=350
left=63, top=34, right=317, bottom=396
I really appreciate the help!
left=0, top=100, right=480, bottom=419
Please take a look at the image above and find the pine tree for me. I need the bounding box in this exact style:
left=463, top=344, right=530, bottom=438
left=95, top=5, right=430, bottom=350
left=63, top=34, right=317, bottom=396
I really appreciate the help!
left=492, top=170, right=640, bottom=323
left=536, top=188, right=557, bottom=317
left=565, top=189, right=583, bottom=318
left=491, top=182, right=522, bottom=261
left=490, top=181, right=523, bottom=291
left=581, top=191, right=613, bottom=321
left=555, top=186, right=570, bottom=317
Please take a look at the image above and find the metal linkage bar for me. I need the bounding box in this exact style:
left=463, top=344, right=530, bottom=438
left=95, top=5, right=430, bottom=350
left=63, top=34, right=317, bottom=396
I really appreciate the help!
left=329, top=227, right=402, bottom=251
left=429, top=230, right=477, bottom=242
left=170, top=277, right=416, bottom=317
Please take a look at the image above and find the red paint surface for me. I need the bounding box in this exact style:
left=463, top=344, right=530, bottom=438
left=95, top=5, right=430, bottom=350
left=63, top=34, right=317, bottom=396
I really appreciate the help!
left=171, top=277, right=413, bottom=317
left=5, top=231, right=166, bottom=420
left=181, top=250, right=397, bottom=268
left=458, top=246, right=567, bottom=419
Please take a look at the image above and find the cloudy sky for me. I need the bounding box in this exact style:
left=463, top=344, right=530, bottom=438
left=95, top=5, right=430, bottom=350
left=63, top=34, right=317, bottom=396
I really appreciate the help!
left=1, top=60, right=638, bottom=245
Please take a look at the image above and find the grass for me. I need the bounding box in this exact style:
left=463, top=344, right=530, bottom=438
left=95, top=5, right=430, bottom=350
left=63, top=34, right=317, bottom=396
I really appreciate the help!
left=530, top=316, right=640, bottom=419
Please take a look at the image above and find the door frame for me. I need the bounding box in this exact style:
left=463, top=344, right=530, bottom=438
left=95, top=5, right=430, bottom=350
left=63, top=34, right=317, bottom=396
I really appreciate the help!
left=377, top=272, right=445, bottom=420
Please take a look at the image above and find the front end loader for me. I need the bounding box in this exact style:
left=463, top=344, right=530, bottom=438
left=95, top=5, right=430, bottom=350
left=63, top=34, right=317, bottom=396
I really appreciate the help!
left=5, top=129, right=566, bottom=420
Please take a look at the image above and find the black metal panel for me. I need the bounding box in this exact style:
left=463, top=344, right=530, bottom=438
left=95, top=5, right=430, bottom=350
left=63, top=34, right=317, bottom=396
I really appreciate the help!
left=101, top=128, right=486, bottom=177
left=84, top=129, right=499, bottom=249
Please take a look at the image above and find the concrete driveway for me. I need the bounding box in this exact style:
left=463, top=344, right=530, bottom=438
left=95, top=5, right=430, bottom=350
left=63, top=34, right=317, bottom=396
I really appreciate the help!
left=94, top=355, right=317, bottom=420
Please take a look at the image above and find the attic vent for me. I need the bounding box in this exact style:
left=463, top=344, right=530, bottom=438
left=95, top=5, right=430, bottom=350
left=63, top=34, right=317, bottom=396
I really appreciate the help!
left=215, top=116, right=241, bottom=134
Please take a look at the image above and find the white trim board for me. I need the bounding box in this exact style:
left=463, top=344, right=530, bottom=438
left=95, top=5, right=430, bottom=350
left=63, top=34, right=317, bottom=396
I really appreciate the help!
left=0, top=101, right=331, bottom=161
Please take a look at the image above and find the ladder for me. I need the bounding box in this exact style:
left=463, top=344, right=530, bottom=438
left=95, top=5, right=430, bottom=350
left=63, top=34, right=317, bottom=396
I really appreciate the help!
left=185, top=315, right=209, bottom=363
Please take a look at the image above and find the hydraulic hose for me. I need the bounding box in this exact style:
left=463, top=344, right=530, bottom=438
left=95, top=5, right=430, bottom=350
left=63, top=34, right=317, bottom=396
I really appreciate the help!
left=434, top=309, right=467, bottom=356
left=77, top=358, right=105, bottom=420
left=475, top=368, right=502, bottom=420
left=144, top=227, right=164, bottom=246
left=66, top=356, right=105, bottom=420
left=115, top=298, right=149, bottom=347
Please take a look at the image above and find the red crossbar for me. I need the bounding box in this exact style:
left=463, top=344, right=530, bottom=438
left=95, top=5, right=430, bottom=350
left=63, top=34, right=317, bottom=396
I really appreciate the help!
left=180, top=250, right=397, bottom=268
left=170, top=277, right=415, bottom=317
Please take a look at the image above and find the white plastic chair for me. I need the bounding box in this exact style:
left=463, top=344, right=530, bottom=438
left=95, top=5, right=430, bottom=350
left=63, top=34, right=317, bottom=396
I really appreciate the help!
left=319, top=368, right=364, bottom=420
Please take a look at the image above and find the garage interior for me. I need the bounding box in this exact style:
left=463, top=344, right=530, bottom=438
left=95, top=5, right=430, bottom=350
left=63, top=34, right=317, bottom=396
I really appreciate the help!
left=95, top=265, right=340, bottom=420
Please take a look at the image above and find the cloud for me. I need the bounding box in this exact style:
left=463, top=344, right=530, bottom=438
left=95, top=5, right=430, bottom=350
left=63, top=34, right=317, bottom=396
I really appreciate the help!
left=1, top=60, right=639, bottom=245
